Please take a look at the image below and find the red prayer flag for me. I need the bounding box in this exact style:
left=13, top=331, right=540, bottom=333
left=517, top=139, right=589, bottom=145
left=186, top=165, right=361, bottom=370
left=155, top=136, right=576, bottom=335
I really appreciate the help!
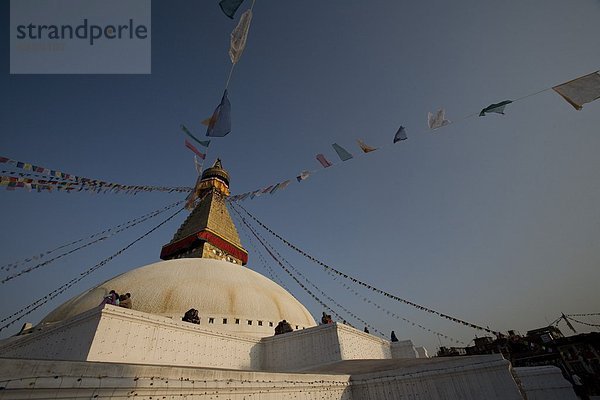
left=184, top=139, right=206, bottom=159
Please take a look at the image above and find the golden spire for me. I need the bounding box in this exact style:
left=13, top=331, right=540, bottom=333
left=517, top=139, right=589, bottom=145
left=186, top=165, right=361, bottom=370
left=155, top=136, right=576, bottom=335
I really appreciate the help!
left=160, top=159, right=248, bottom=265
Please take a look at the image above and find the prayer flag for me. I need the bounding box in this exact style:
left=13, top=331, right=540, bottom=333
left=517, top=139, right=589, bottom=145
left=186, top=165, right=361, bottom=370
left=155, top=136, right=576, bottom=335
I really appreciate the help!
left=297, top=170, right=311, bottom=182
left=181, top=124, right=210, bottom=147
left=553, top=71, right=600, bottom=110
left=427, top=109, right=450, bottom=130
left=278, top=179, right=291, bottom=190
left=206, top=90, right=232, bottom=137
left=479, top=100, right=512, bottom=116
left=229, top=9, right=252, bottom=64
left=185, top=139, right=206, bottom=160
left=260, top=185, right=273, bottom=193
left=269, top=183, right=281, bottom=194
left=357, top=139, right=377, bottom=153
left=393, top=126, right=408, bottom=143
left=219, top=0, right=245, bottom=19
left=201, top=117, right=214, bottom=126
left=332, top=143, right=353, bottom=161
left=0, top=157, right=8, bottom=163
left=316, top=154, right=333, bottom=168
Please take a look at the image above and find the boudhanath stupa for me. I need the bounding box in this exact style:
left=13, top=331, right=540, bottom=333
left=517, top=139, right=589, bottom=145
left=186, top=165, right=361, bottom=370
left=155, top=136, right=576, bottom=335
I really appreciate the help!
left=0, top=160, right=576, bottom=399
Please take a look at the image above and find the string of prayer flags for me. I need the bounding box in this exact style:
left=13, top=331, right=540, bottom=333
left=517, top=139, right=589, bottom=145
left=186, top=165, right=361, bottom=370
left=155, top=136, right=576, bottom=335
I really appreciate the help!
left=1, top=156, right=192, bottom=194
left=181, top=124, right=210, bottom=147
left=393, top=126, right=408, bottom=143
left=297, top=170, right=311, bottom=182
left=331, top=143, right=353, bottom=161
left=234, top=202, right=503, bottom=336
left=316, top=154, right=333, bottom=168
left=552, top=71, right=600, bottom=110
left=229, top=9, right=253, bottom=64
left=479, top=100, right=513, bottom=116
left=184, top=139, right=206, bottom=160
left=219, top=0, right=245, bottom=19
left=428, top=108, right=450, bottom=130
left=206, top=90, right=232, bottom=137
left=357, top=139, right=377, bottom=153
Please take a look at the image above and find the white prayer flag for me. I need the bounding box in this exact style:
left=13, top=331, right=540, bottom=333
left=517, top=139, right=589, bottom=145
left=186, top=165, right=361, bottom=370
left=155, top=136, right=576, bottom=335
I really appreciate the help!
left=229, top=9, right=253, bottom=64
left=428, top=108, right=450, bottom=130
left=553, top=71, right=600, bottom=110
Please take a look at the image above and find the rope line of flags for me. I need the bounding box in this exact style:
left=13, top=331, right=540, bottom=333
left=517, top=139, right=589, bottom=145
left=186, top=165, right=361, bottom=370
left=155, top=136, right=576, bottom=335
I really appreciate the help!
left=0, top=207, right=185, bottom=332
left=233, top=201, right=465, bottom=343
left=566, top=312, right=600, bottom=317
left=1, top=200, right=184, bottom=284
left=324, top=268, right=465, bottom=344
left=0, top=157, right=192, bottom=194
left=233, top=201, right=503, bottom=336
left=227, top=69, right=600, bottom=202
left=233, top=204, right=386, bottom=336
left=232, top=211, right=291, bottom=290
left=566, top=315, right=600, bottom=328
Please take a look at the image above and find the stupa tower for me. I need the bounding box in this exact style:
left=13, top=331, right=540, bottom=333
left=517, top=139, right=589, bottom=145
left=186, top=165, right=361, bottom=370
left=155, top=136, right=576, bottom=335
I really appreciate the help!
left=160, top=159, right=249, bottom=265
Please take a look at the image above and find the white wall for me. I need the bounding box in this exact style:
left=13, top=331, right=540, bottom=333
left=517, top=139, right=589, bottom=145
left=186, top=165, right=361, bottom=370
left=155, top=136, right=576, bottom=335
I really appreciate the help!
left=337, top=324, right=393, bottom=359
left=350, top=355, right=524, bottom=400
left=87, top=306, right=264, bottom=370
left=512, top=366, right=578, bottom=400
left=262, top=323, right=343, bottom=371
left=390, top=340, right=418, bottom=359
left=0, top=310, right=420, bottom=373
left=0, top=358, right=353, bottom=400
left=0, top=305, right=264, bottom=371
left=0, top=309, right=99, bottom=361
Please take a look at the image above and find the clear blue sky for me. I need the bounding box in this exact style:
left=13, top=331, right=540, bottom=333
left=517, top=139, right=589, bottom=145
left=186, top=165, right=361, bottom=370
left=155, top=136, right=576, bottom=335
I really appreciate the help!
left=1, top=0, right=599, bottom=351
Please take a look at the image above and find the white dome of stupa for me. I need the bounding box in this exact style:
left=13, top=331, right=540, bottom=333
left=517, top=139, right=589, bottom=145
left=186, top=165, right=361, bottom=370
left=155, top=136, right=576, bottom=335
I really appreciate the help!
left=41, top=258, right=316, bottom=337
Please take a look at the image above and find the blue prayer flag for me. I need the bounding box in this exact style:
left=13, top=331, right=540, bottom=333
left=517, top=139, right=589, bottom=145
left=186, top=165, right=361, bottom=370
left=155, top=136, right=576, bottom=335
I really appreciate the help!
left=206, top=90, right=232, bottom=137
left=393, top=126, right=408, bottom=143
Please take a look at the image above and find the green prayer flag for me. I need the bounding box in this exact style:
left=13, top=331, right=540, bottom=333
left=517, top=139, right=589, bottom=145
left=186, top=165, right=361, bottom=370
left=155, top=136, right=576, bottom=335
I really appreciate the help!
left=219, top=0, right=245, bottom=19
left=181, top=124, right=210, bottom=147
left=332, top=143, right=353, bottom=161
left=479, top=100, right=512, bottom=116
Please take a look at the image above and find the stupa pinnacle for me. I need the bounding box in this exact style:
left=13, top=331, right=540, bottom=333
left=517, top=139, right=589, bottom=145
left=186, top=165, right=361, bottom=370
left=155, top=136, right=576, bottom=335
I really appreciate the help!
left=160, top=159, right=249, bottom=265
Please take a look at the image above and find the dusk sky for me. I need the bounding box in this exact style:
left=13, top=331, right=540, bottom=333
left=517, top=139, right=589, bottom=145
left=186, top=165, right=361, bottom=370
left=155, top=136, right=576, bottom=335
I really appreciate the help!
left=1, top=0, right=599, bottom=351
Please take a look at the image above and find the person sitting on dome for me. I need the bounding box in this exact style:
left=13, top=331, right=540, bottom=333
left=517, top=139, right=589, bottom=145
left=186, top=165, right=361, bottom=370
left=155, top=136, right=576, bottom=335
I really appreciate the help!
left=364, top=326, right=370, bottom=334
left=274, top=320, right=294, bottom=335
left=100, top=290, right=119, bottom=306
left=280, top=320, right=293, bottom=334
left=182, top=308, right=200, bottom=324
left=321, top=312, right=333, bottom=325
left=391, top=331, right=399, bottom=342
left=119, top=293, right=132, bottom=309
left=274, top=321, right=283, bottom=335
